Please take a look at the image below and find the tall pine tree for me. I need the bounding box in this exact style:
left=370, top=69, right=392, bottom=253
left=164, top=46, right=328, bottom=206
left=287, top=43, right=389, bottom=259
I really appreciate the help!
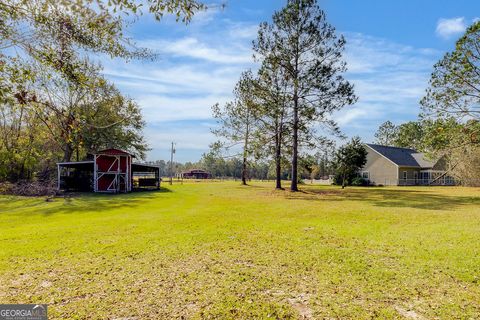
left=253, top=0, right=356, bottom=191
left=212, top=71, right=257, bottom=185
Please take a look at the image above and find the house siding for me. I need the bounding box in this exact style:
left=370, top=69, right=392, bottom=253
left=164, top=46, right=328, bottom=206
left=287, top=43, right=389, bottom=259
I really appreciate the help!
left=397, top=167, right=421, bottom=185
left=362, top=148, right=398, bottom=186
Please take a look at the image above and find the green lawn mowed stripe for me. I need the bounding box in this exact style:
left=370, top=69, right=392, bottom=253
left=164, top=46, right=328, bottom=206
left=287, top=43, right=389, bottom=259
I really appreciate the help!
left=0, top=182, right=479, bottom=319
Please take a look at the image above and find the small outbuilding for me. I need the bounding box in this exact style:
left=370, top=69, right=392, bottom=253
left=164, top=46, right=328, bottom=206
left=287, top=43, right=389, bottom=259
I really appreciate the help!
left=57, top=148, right=161, bottom=193
left=181, top=169, right=211, bottom=179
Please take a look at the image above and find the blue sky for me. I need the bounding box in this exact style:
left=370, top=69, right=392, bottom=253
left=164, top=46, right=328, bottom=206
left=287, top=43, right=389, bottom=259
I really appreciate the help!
left=100, top=0, right=480, bottom=162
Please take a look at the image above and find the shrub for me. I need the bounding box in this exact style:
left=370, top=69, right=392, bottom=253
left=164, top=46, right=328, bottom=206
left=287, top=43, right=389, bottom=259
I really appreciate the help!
left=351, top=177, right=368, bottom=186
left=333, top=175, right=369, bottom=186
left=332, top=172, right=356, bottom=186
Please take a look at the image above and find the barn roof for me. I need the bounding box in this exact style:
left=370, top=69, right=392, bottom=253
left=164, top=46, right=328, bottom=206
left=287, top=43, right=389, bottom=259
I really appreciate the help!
left=96, top=148, right=134, bottom=157
left=183, top=169, right=209, bottom=174
left=365, top=144, right=436, bottom=168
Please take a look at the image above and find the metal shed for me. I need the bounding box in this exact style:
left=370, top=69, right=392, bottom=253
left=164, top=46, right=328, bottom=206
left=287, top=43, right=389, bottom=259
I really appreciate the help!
left=57, top=149, right=161, bottom=193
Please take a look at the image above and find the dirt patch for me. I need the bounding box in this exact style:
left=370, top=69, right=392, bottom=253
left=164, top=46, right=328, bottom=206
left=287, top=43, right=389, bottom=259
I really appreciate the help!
left=395, top=306, right=427, bottom=320
left=287, top=294, right=313, bottom=319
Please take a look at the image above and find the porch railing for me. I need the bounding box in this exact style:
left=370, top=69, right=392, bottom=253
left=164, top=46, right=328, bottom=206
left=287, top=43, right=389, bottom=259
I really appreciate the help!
left=392, top=177, right=456, bottom=186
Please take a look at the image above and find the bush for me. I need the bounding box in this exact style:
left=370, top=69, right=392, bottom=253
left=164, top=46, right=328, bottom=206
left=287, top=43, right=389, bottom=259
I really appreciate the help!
left=332, top=174, right=369, bottom=186
left=332, top=172, right=356, bottom=186
left=332, top=174, right=343, bottom=185
left=351, top=177, right=368, bottom=186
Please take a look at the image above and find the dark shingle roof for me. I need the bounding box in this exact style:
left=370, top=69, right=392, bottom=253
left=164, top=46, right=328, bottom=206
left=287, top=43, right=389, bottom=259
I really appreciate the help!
left=366, top=144, right=435, bottom=168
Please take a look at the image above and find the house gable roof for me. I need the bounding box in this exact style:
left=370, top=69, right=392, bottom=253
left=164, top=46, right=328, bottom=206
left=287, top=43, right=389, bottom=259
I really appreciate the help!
left=411, top=153, right=436, bottom=168
left=365, top=144, right=435, bottom=168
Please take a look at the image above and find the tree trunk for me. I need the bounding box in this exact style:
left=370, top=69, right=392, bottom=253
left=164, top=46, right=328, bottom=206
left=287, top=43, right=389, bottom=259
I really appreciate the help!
left=275, top=118, right=283, bottom=190
left=275, top=139, right=282, bottom=190
left=290, top=32, right=300, bottom=192
left=241, top=122, right=249, bottom=186
left=63, top=143, right=73, bottom=162
left=290, top=93, right=299, bottom=191
left=341, top=171, right=346, bottom=189
left=242, top=155, right=247, bottom=185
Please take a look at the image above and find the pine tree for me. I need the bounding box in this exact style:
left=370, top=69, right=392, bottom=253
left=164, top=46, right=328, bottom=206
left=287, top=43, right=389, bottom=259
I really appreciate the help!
left=212, top=71, right=257, bottom=185
left=253, top=0, right=356, bottom=191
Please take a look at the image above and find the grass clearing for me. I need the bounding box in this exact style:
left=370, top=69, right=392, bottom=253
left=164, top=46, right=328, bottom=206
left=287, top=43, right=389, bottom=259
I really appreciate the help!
left=1, top=181, right=480, bottom=319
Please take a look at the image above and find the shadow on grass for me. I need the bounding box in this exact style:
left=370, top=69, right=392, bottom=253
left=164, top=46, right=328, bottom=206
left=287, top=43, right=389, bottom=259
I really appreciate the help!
left=3, top=187, right=174, bottom=217
left=233, top=183, right=265, bottom=189
left=287, top=187, right=480, bottom=211
left=130, top=187, right=173, bottom=193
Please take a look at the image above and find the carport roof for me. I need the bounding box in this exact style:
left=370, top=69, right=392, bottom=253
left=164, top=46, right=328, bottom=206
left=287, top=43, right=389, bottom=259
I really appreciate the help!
left=57, top=161, right=94, bottom=169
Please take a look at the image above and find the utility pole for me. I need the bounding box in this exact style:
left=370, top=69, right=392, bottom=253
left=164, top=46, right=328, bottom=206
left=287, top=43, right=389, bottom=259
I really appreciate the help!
left=169, top=142, right=175, bottom=185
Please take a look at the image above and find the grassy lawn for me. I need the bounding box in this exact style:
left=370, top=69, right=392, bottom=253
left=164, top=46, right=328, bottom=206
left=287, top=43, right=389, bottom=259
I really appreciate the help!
left=1, top=182, right=479, bottom=319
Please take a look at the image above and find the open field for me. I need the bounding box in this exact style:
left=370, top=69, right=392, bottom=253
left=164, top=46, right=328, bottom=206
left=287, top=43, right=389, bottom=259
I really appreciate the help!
left=1, top=182, right=480, bottom=319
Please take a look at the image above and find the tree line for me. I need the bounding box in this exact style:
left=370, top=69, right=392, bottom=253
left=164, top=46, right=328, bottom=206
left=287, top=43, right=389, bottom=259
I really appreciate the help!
left=0, top=0, right=204, bottom=183
left=147, top=147, right=339, bottom=181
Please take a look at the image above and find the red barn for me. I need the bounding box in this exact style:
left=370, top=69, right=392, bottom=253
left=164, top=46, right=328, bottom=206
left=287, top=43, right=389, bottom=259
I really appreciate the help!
left=94, top=149, right=132, bottom=192
left=57, top=148, right=161, bottom=193
left=181, top=169, right=211, bottom=179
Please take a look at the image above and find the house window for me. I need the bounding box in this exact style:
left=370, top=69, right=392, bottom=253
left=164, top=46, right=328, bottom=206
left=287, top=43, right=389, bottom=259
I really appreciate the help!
left=361, top=171, right=369, bottom=179
left=403, top=171, right=407, bottom=180
left=445, top=175, right=454, bottom=185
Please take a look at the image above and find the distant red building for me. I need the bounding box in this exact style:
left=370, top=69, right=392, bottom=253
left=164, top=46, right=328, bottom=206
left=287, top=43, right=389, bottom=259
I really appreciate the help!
left=57, top=148, right=161, bottom=193
left=181, top=169, right=211, bottom=179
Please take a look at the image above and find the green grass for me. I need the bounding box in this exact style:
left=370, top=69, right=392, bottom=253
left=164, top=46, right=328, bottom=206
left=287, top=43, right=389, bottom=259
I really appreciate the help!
left=1, top=181, right=480, bottom=319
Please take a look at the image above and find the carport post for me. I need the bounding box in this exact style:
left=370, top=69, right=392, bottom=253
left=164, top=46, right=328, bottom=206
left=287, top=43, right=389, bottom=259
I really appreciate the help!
left=57, top=164, right=61, bottom=190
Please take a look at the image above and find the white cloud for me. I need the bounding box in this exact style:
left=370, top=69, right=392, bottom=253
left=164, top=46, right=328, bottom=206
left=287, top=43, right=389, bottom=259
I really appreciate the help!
left=156, top=5, right=221, bottom=27
left=436, top=17, right=467, bottom=39
left=103, top=63, right=243, bottom=96
left=137, top=94, right=230, bottom=122
left=228, top=23, right=259, bottom=39
left=101, top=53, right=251, bottom=125
left=344, top=32, right=438, bottom=74
left=139, top=37, right=252, bottom=64
left=336, top=107, right=369, bottom=126
left=190, top=7, right=221, bottom=25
